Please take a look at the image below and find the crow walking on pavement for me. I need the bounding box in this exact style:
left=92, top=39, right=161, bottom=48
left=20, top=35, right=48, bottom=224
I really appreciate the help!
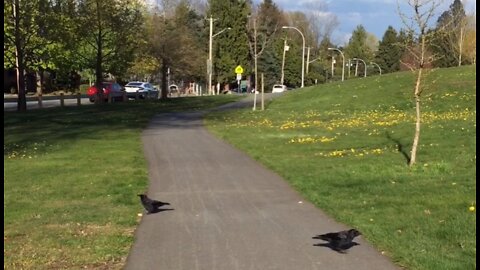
left=138, top=194, right=170, bottom=214
left=313, top=229, right=361, bottom=253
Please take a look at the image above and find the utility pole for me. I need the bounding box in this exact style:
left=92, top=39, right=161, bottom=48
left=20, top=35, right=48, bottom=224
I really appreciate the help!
left=281, top=38, right=288, bottom=85
left=355, top=59, right=359, bottom=77
left=207, top=16, right=230, bottom=96
left=208, top=15, right=214, bottom=95
left=306, top=47, right=310, bottom=74
left=348, top=59, right=351, bottom=78
left=252, top=18, right=261, bottom=111
left=307, top=48, right=322, bottom=75
left=254, top=18, right=258, bottom=94
left=331, top=56, right=335, bottom=77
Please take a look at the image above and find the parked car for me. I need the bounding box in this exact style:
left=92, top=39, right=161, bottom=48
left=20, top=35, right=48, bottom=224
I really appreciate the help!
left=272, top=84, right=287, bottom=93
left=86, top=82, right=125, bottom=102
left=124, top=81, right=159, bottom=99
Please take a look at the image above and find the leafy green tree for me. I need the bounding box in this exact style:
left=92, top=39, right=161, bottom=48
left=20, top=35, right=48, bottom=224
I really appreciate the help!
left=146, top=1, right=207, bottom=99
left=173, top=1, right=208, bottom=83
left=4, top=0, right=71, bottom=111
left=4, top=0, right=57, bottom=111
left=75, top=0, right=143, bottom=102
left=35, top=0, right=85, bottom=92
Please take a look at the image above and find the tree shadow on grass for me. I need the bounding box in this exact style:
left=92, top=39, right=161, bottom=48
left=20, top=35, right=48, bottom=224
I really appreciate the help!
left=385, top=131, right=411, bottom=165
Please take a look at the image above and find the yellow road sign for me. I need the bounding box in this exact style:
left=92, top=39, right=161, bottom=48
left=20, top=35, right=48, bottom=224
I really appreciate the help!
left=235, top=65, right=244, bottom=74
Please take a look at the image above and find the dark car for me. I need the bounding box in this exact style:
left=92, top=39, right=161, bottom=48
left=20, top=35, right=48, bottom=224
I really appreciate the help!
left=87, top=82, right=125, bottom=102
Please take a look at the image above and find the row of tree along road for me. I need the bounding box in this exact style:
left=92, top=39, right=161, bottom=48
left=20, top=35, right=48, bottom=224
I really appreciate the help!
left=4, top=0, right=475, bottom=112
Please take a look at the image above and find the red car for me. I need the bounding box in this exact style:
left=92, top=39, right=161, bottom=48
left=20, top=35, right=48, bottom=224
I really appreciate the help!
left=87, top=82, right=125, bottom=102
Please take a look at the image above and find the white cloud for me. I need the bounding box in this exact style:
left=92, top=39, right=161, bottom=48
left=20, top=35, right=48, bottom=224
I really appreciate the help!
left=310, top=10, right=337, bottom=21
left=341, top=12, right=362, bottom=25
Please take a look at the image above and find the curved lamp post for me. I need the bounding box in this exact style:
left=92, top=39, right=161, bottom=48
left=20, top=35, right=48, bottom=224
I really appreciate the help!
left=370, top=61, right=382, bottom=75
left=327, top=48, right=345, bottom=81
left=282, top=26, right=305, bottom=88
left=352, top=58, right=367, bottom=77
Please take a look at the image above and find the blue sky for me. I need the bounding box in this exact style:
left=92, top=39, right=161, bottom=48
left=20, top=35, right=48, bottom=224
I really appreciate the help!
left=271, top=0, right=476, bottom=45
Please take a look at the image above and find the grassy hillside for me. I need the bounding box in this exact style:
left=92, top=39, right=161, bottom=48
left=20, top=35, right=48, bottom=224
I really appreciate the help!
left=205, top=66, right=476, bottom=270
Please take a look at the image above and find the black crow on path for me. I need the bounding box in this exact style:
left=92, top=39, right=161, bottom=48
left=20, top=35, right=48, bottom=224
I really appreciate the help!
left=138, top=194, right=170, bottom=214
left=313, top=229, right=361, bottom=253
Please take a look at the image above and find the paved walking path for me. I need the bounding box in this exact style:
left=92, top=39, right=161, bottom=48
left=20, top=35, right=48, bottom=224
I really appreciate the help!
left=124, top=95, right=400, bottom=270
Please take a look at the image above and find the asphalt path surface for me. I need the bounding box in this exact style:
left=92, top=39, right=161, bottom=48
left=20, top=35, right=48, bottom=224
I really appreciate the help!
left=124, top=94, right=400, bottom=270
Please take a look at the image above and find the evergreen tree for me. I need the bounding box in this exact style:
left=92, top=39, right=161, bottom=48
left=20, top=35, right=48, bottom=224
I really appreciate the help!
left=208, top=0, right=251, bottom=88
left=431, top=0, right=467, bottom=67
left=344, top=25, right=373, bottom=76
left=375, top=26, right=402, bottom=73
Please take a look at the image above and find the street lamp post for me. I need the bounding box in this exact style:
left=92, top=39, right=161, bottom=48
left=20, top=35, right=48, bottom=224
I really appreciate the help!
left=282, top=26, right=305, bottom=88
left=370, top=61, right=382, bottom=75
left=207, top=15, right=230, bottom=95
left=327, top=48, right=345, bottom=81
left=352, top=58, right=367, bottom=77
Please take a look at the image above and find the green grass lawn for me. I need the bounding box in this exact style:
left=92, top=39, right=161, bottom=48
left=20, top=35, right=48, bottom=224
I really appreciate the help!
left=3, top=96, right=241, bottom=269
left=205, top=66, right=476, bottom=270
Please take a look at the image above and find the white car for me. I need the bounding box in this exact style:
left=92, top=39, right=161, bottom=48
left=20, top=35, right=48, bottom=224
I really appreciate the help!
left=272, top=84, right=287, bottom=93
left=124, top=81, right=159, bottom=99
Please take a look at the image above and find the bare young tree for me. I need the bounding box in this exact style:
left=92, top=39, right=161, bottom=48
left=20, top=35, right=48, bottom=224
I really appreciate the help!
left=304, top=1, right=339, bottom=45
left=246, top=12, right=277, bottom=110
left=438, top=0, right=469, bottom=66
left=397, top=0, right=444, bottom=166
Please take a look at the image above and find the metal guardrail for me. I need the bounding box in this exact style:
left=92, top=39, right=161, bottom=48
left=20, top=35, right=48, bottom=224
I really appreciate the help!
left=4, top=91, right=161, bottom=102
left=4, top=91, right=160, bottom=109
left=4, top=93, right=89, bottom=103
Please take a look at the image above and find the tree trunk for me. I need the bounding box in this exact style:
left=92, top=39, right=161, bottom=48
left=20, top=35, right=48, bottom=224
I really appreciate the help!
left=95, top=45, right=103, bottom=103
left=15, top=60, right=27, bottom=112
left=95, top=0, right=104, bottom=104
left=37, top=70, right=44, bottom=96
left=409, top=67, right=422, bottom=166
left=13, top=0, right=26, bottom=112
left=160, top=61, right=168, bottom=100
